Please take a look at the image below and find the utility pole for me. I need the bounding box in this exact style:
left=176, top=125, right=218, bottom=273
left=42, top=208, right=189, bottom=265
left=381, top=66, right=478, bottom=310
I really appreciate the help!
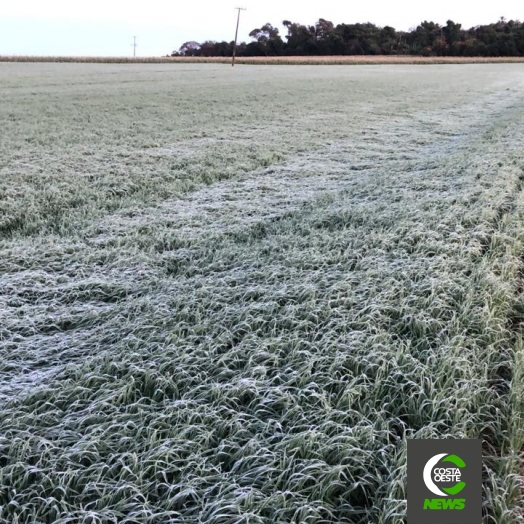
left=132, top=36, right=137, bottom=58
left=232, top=7, right=246, bottom=67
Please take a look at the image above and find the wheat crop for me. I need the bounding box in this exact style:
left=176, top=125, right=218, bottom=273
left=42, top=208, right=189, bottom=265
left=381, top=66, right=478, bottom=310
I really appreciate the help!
left=0, top=62, right=523, bottom=523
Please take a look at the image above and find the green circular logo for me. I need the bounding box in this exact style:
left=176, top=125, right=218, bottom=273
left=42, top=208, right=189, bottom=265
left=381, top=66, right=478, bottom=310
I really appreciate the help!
left=423, top=453, right=466, bottom=496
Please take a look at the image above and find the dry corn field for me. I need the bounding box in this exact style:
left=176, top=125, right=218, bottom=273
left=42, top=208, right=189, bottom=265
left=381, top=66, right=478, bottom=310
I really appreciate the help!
left=1, top=62, right=524, bottom=523
left=2, top=55, right=524, bottom=65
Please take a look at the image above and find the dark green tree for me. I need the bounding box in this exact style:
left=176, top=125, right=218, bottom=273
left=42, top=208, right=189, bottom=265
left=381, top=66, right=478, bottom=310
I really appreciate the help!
left=249, top=23, right=284, bottom=55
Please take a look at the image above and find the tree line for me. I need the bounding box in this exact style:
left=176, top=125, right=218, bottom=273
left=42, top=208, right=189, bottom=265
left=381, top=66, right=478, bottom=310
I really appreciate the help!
left=172, top=18, right=524, bottom=57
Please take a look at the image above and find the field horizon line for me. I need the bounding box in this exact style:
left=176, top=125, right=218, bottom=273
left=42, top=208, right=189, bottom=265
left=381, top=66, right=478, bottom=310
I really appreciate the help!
left=2, top=54, right=524, bottom=65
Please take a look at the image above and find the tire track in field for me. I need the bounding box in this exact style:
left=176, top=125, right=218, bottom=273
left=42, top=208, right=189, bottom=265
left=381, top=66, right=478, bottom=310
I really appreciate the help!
left=0, top=87, right=523, bottom=404
left=87, top=86, right=523, bottom=247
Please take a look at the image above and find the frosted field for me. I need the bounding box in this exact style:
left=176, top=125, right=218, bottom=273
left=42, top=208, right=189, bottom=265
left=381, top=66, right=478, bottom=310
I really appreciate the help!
left=1, top=63, right=524, bottom=523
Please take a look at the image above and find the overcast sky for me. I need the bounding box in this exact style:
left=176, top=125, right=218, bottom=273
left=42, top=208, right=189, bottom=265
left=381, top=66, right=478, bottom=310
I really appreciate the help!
left=1, top=0, right=522, bottom=57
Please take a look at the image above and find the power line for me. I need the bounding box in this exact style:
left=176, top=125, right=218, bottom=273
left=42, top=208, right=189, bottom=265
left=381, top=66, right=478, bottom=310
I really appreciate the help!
left=232, top=7, right=246, bottom=67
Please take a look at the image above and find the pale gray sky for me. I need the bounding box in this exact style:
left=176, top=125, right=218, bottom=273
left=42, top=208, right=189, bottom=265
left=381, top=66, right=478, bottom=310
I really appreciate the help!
left=1, top=0, right=521, bottom=57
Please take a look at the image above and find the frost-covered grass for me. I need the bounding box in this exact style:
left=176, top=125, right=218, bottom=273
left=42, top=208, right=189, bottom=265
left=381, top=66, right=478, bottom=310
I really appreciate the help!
left=1, top=63, right=524, bottom=523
